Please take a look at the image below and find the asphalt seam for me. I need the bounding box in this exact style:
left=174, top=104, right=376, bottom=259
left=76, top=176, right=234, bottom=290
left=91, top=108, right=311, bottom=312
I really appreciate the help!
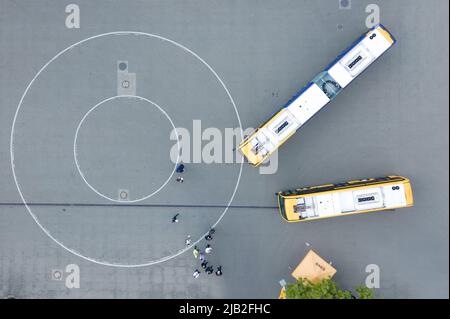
left=0, top=202, right=278, bottom=209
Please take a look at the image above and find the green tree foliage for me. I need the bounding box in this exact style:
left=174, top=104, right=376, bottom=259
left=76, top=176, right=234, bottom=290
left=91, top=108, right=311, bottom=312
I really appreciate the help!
left=355, top=285, right=375, bottom=299
left=285, top=278, right=374, bottom=299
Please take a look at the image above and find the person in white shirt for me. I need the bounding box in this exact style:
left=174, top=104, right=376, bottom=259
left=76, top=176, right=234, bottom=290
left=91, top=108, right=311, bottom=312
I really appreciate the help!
left=193, top=269, right=200, bottom=279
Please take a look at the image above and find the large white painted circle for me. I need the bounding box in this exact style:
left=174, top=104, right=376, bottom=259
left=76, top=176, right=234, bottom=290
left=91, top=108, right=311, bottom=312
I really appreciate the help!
left=10, top=31, right=243, bottom=267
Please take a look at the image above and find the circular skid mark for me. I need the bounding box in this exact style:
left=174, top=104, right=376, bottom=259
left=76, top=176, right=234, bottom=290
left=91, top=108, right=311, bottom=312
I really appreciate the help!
left=11, top=31, right=243, bottom=267
left=73, top=95, right=180, bottom=203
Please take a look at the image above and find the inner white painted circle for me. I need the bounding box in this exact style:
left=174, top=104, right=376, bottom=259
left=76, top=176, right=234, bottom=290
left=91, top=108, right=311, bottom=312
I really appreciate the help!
left=74, top=95, right=180, bottom=203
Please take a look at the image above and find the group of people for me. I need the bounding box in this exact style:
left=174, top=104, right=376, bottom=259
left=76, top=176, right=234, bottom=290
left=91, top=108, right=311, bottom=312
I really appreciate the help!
left=192, top=229, right=223, bottom=278
left=175, top=163, right=185, bottom=183
left=172, top=164, right=223, bottom=279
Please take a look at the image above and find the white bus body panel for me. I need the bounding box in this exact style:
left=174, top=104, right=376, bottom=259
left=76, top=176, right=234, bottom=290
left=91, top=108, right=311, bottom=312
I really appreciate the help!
left=287, top=84, right=330, bottom=124
left=328, top=27, right=393, bottom=88
left=254, top=82, right=330, bottom=150
left=265, top=109, right=301, bottom=144
left=295, top=182, right=407, bottom=219
left=383, top=184, right=407, bottom=208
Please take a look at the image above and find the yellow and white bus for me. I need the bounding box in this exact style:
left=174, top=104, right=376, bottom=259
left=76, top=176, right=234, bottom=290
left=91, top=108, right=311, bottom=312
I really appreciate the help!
left=277, top=176, right=413, bottom=222
left=239, top=24, right=396, bottom=166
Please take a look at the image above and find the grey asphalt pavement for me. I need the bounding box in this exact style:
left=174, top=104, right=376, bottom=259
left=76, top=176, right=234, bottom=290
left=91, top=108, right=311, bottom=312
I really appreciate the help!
left=0, top=0, right=448, bottom=298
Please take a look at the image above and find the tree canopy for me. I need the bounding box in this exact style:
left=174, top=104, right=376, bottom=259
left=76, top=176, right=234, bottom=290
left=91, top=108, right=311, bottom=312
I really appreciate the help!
left=285, top=278, right=374, bottom=299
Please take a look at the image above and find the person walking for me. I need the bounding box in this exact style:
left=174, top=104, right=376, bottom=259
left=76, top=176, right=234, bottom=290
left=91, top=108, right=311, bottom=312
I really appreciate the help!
left=193, top=246, right=200, bottom=259
left=193, top=269, right=200, bottom=279
left=215, top=266, right=223, bottom=276
left=201, top=261, right=208, bottom=270
left=172, top=213, right=179, bottom=223
left=199, top=252, right=205, bottom=262
left=176, top=163, right=185, bottom=173
left=206, top=266, right=214, bottom=275
left=185, top=235, right=191, bottom=246
left=205, top=228, right=215, bottom=241
left=205, top=244, right=212, bottom=254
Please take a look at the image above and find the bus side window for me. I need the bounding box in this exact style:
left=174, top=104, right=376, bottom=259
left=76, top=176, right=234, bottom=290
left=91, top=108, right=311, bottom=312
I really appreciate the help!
left=335, top=183, right=347, bottom=187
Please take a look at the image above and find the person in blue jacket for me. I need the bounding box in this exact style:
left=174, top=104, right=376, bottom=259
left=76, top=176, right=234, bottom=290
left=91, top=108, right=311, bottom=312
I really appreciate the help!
left=176, top=163, right=185, bottom=173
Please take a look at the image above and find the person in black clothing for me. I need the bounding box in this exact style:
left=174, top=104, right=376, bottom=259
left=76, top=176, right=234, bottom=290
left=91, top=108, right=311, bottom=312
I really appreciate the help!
left=176, top=176, right=184, bottom=183
left=206, top=266, right=214, bottom=275
left=205, top=228, right=215, bottom=240
left=172, top=213, right=179, bottom=223
left=215, top=266, right=223, bottom=276
left=201, top=261, right=208, bottom=269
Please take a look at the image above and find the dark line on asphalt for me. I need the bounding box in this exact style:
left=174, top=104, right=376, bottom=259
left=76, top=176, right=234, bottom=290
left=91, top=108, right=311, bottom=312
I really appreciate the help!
left=0, top=202, right=278, bottom=210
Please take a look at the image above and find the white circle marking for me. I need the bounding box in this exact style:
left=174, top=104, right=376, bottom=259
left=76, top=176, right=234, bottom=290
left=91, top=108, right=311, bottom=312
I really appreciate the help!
left=11, top=31, right=243, bottom=267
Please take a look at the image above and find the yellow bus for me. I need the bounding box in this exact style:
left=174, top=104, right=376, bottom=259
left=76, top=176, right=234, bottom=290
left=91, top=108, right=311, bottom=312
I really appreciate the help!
left=239, top=24, right=396, bottom=166
left=277, top=175, right=414, bottom=222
